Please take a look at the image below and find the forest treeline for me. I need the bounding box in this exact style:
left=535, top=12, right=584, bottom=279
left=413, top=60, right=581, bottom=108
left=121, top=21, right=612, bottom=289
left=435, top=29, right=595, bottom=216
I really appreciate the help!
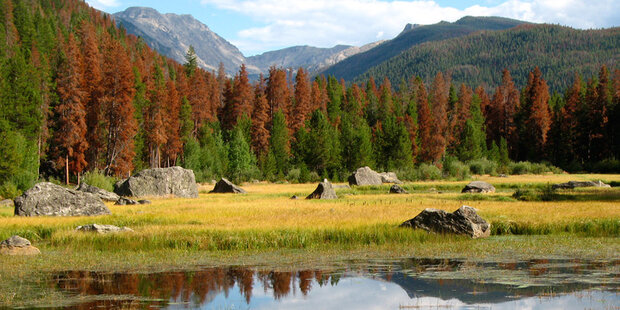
left=0, top=0, right=619, bottom=197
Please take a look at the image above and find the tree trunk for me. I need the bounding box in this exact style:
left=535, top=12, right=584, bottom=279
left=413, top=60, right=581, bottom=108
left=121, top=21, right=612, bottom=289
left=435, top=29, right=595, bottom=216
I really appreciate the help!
left=65, top=155, right=69, bottom=185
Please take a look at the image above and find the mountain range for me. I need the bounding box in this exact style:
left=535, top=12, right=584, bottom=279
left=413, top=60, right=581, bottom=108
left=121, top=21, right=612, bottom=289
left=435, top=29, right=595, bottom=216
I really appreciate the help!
left=114, top=7, right=618, bottom=89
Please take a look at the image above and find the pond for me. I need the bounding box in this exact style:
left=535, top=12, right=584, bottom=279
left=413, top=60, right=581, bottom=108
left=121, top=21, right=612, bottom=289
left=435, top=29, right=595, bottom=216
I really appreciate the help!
left=53, top=258, right=619, bottom=309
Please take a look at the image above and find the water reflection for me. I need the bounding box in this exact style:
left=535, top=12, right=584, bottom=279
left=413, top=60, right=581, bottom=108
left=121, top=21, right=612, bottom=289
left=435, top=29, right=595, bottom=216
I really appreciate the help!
left=53, top=258, right=619, bottom=309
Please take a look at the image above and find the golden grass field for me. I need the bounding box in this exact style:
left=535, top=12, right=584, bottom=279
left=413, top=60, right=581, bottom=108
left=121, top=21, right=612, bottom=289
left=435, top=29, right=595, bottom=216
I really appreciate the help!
left=0, top=174, right=619, bottom=306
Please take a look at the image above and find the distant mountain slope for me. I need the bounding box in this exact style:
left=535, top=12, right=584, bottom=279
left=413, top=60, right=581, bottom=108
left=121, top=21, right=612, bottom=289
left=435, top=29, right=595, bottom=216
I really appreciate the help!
left=320, top=16, right=526, bottom=81
left=247, top=41, right=385, bottom=74
left=113, top=7, right=252, bottom=74
left=357, top=24, right=620, bottom=91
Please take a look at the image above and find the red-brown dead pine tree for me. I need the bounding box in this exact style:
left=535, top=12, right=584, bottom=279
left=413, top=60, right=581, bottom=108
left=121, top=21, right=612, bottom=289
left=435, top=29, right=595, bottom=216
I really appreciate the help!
left=54, top=33, right=88, bottom=184
left=588, top=65, right=611, bottom=160
left=417, top=81, right=434, bottom=163
left=475, top=86, right=490, bottom=119
left=487, top=86, right=504, bottom=145
left=163, top=80, right=182, bottom=166
left=521, top=67, right=551, bottom=160
left=251, top=80, right=270, bottom=157
left=188, top=71, right=210, bottom=134
left=100, top=38, right=137, bottom=177
left=145, top=64, right=168, bottom=168
left=448, top=83, right=473, bottom=153
left=428, top=72, right=449, bottom=163
left=223, top=64, right=254, bottom=129
left=266, top=66, right=291, bottom=121
left=559, top=73, right=583, bottom=160
left=499, top=69, right=520, bottom=157
left=291, top=67, right=311, bottom=133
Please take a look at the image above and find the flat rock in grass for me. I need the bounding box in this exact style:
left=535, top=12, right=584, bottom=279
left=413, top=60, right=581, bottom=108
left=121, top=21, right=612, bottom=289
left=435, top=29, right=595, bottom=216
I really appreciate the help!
left=400, top=205, right=491, bottom=238
left=552, top=180, right=611, bottom=190
left=76, top=224, right=133, bottom=234
left=114, top=166, right=199, bottom=198
left=306, top=181, right=337, bottom=199
left=115, top=197, right=151, bottom=205
left=209, top=178, right=246, bottom=194
left=348, top=166, right=383, bottom=186
left=14, top=182, right=110, bottom=217
left=0, top=235, right=40, bottom=255
left=380, top=172, right=403, bottom=184
left=0, top=199, right=13, bottom=207
left=389, top=184, right=408, bottom=194
left=75, top=183, right=120, bottom=202
left=461, top=181, right=496, bottom=194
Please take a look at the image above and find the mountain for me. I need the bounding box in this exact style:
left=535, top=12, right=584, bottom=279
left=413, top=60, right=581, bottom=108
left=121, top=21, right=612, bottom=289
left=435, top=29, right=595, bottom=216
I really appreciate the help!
left=357, top=24, right=620, bottom=91
left=113, top=7, right=253, bottom=74
left=247, top=41, right=385, bottom=75
left=320, top=16, right=527, bottom=81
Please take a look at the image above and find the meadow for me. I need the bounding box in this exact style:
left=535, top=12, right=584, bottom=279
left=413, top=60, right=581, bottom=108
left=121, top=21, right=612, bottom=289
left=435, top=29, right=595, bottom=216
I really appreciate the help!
left=0, top=173, right=619, bottom=306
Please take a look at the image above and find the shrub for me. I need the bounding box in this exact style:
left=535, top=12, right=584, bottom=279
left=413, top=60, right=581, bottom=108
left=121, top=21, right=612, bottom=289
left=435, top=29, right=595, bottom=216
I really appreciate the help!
left=468, top=158, right=498, bottom=175
left=443, top=159, right=471, bottom=180
left=589, top=158, right=620, bottom=173
left=81, top=169, right=116, bottom=192
left=0, top=181, right=21, bottom=199
left=394, top=166, right=418, bottom=181
left=416, top=164, right=442, bottom=181
left=286, top=168, right=301, bottom=184
left=508, top=161, right=562, bottom=175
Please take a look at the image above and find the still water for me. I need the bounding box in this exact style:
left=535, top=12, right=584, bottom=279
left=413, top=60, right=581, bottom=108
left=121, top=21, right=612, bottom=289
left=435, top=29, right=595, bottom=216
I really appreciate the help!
left=54, top=258, right=619, bottom=309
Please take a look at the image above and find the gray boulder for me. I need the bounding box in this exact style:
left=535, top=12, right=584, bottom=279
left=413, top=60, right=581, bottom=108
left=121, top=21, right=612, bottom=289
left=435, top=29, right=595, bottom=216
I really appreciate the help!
left=389, top=185, right=408, bottom=194
left=14, top=182, right=110, bottom=217
left=115, top=197, right=151, bottom=205
left=209, top=178, right=246, bottom=194
left=0, top=199, right=13, bottom=208
left=552, top=180, right=611, bottom=190
left=348, top=166, right=383, bottom=186
left=76, top=224, right=133, bottom=234
left=306, top=181, right=338, bottom=199
left=379, top=172, right=403, bottom=184
left=114, top=166, right=198, bottom=198
left=0, top=235, right=40, bottom=255
left=461, top=181, right=496, bottom=193
left=76, top=183, right=120, bottom=202
left=400, top=205, right=491, bottom=238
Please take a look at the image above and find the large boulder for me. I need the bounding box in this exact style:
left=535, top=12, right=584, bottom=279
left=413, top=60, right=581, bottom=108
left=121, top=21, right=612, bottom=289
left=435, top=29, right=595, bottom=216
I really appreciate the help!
left=209, top=178, right=246, bottom=194
left=348, top=166, right=383, bottom=186
left=0, top=235, right=41, bottom=255
left=461, top=181, right=496, bottom=194
left=76, top=183, right=120, bottom=202
left=114, top=166, right=198, bottom=198
left=400, top=205, right=491, bottom=238
left=14, top=182, right=110, bottom=217
left=552, top=180, right=611, bottom=190
left=389, top=184, right=408, bottom=194
left=306, top=180, right=338, bottom=199
left=379, top=172, right=403, bottom=184
left=76, top=224, right=133, bottom=234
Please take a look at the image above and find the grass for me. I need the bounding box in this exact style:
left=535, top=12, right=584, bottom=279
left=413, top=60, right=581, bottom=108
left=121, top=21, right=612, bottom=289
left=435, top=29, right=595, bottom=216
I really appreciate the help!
left=0, top=174, right=619, bottom=307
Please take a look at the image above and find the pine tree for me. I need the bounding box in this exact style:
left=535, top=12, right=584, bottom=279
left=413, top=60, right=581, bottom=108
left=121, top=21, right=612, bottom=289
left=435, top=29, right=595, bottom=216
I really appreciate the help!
left=224, top=64, right=253, bottom=129
left=54, top=33, right=88, bottom=184
left=269, top=110, right=290, bottom=176
left=519, top=67, right=551, bottom=161
left=163, top=80, right=182, bottom=166
left=251, top=82, right=270, bottom=157
left=417, top=81, right=434, bottom=163
left=291, top=67, right=311, bottom=133
left=183, top=45, right=197, bottom=77
left=427, top=72, right=449, bottom=163
left=227, top=125, right=257, bottom=183
left=266, top=66, right=290, bottom=120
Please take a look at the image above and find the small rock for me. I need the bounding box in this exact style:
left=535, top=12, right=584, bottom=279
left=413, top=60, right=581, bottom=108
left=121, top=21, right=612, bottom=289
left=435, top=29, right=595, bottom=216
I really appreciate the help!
left=306, top=181, right=338, bottom=199
left=461, top=181, right=496, bottom=194
left=115, top=197, right=139, bottom=205
left=552, top=180, right=611, bottom=190
left=0, top=235, right=40, bottom=255
left=76, top=224, right=133, bottom=234
left=76, top=183, right=120, bottom=202
left=290, top=195, right=298, bottom=200
left=400, top=205, right=491, bottom=238
left=389, top=185, right=408, bottom=194
left=498, top=174, right=508, bottom=178
left=379, top=172, right=403, bottom=184
left=138, top=199, right=151, bottom=205
left=210, top=178, right=246, bottom=194
left=0, top=199, right=13, bottom=207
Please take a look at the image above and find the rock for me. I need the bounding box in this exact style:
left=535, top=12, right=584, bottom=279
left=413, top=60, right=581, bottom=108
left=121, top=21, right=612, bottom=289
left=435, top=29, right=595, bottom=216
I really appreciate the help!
left=348, top=166, right=383, bottom=186
left=290, top=195, right=299, bottom=200
left=0, top=199, right=13, bottom=207
left=14, top=182, right=110, bottom=217
left=389, top=185, right=408, bottom=194
left=306, top=181, right=338, bottom=199
left=209, top=178, right=246, bottom=194
left=114, top=166, right=198, bottom=198
left=76, top=224, right=133, bottom=234
left=498, top=174, right=508, bottom=178
left=75, top=183, right=120, bottom=202
left=115, top=197, right=138, bottom=205
left=0, top=235, right=40, bottom=255
left=379, top=172, right=403, bottom=184
left=552, top=180, right=611, bottom=190
left=138, top=199, right=151, bottom=205
left=400, top=205, right=491, bottom=238
left=461, top=181, right=496, bottom=194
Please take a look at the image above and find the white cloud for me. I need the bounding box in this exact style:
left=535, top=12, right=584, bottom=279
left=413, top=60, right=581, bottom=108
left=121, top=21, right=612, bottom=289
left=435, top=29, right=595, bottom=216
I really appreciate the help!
left=202, top=0, right=620, bottom=55
left=85, top=0, right=121, bottom=10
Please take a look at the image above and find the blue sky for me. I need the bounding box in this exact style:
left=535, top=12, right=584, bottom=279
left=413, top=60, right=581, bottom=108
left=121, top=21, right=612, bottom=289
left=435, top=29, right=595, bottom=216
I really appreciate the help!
left=86, top=0, right=620, bottom=56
